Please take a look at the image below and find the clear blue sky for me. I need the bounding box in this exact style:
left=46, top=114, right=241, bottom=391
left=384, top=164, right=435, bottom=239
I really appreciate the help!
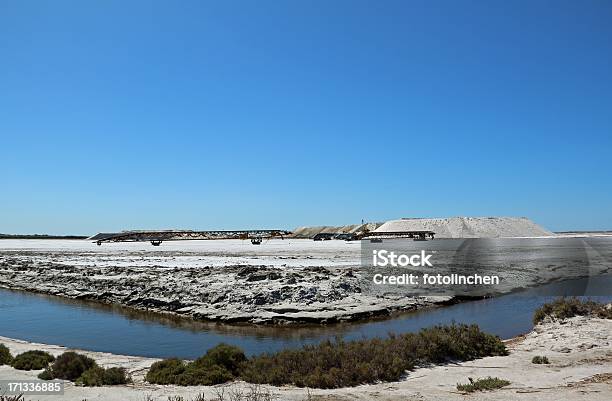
left=1, top=0, right=611, bottom=235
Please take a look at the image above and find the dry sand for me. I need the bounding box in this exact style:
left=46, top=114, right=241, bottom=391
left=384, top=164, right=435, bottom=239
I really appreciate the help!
left=0, top=315, right=610, bottom=400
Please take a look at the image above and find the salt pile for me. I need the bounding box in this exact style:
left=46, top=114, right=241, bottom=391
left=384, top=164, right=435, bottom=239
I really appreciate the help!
left=375, top=217, right=552, bottom=238
left=291, top=223, right=382, bottom=238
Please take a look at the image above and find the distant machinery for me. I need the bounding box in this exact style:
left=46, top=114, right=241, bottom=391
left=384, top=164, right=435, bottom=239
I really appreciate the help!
left=312, top=233, right=335, bottom=241
left=311, top=230, right=435, bottom=241
left=88, top=229, right=292, bottom=246
left=334, top=233, right=357, bottom=241
left=360, top=230, right=435, bottom=241
left=88, top=228, right=435, bottom=246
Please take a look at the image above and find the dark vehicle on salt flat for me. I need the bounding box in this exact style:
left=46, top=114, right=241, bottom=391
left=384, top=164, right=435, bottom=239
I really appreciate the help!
left=313, top=233, right=335, bottom=241
left=334, top=233, right=357, bottom=241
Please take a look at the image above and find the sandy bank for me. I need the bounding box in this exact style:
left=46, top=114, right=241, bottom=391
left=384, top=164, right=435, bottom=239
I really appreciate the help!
left=1, top=315, right=610, bottom=400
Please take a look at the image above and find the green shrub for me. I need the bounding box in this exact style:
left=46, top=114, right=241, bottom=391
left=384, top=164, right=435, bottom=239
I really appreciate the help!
left=457, top=377, right=510, bottom=393
left=0, top=344, right=13, bottom=365
left=102, top=367, right=130, bottom=385
left=37, top=352, right=129, bottom=386
left=203, top=343, right=246, bottom=375
left=145, top=324, right=507, bottom=389
left=178, top=362, right=233, bottom=386
left=46, top=351, right=97, bottom=381
left=38, top=368, right=54, bottom=380
left=76, top=366, right=106, bottom=386
left=145, top=344, right=245, bottom=386
left=145, top=358, right=186, bottom=385
left=11, top=351, right=55, bottom=370
left=533, top=298, right=612, bottom=324
left=532, top=355, right=550, bottom=364
left=241, top=323, right=507, bottom=388
left=76, top=366, right=129, bottom=386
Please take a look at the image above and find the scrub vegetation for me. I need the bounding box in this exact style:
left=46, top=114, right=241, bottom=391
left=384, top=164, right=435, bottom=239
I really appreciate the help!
left=456, top=377, right=510, bottom=393
left=10, top=350, right=55, bottom=370
left=76, top=366, right=130, bottom=386
left=533, top=298, right=612, bottom=324
left=0, top=344, right=13, bottom=365
left=532, top=355, right=550, bottom=364
left=147, top=324, right=507, bottom=388
left=146, top=344, right=245, bottom=386
left=38, top=351, right=129, bottom=386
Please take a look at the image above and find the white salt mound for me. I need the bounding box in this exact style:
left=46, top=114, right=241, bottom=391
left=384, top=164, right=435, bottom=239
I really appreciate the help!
left=291, top=223, right=382, bottom=238
left=375, top=217, right=552, bottom=238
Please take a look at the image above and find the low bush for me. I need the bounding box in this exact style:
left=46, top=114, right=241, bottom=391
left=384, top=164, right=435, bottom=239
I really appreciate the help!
left=178, top=362, right=233, bottom=386
left=102, top=367, right=130, bottom=385
left=241, top=323, right=507, bottom=388
left=75, top=366, right=130, bottom=386
left=145, top=358, right=186, bottom=385
left=532, top=355, right=550, bottom=364
left=38, top=351, right=129, bottom=386
left=533, top=298, right=612, bottom=324
left=39, top=351, right=97, bottom=381
left=246, top=324, right=507, bottom=388
left=76, top=366, right=106, bottom=386
left=146, top=344, right=243, bottom=386
left=0, top=344, right=13, bottom=365
left=456, top=377, right=510, bottom=393
left=11, top=350, right=55, bottom=370
left=146, top=325, right=507, bottom=388
left=203, top=343, right=246, bottom=376
left=38, top=368, right=54, bottom=380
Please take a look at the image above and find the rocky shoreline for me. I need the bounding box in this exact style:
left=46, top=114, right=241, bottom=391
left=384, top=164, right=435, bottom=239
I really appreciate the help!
left=1, top=237, right=609, bottom=325
left=0, top=241, right=449, bottom=324
left=0, top=262, right=447, bottom=324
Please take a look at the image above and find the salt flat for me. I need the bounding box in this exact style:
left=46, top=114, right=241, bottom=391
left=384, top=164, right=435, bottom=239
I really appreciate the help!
left=0, top=238, right=360, bottom=268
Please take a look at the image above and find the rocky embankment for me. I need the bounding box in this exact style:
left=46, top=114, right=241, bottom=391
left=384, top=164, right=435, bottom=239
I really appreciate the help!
left=0, top=249, right=442, bottom=324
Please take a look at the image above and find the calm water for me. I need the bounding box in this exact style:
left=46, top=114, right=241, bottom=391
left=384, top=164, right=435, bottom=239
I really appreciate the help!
left=1, top=276, right=610, bottom=359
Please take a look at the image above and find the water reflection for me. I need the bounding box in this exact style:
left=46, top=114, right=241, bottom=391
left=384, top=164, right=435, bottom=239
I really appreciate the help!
left=1, top=275, right=610, bottom=359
